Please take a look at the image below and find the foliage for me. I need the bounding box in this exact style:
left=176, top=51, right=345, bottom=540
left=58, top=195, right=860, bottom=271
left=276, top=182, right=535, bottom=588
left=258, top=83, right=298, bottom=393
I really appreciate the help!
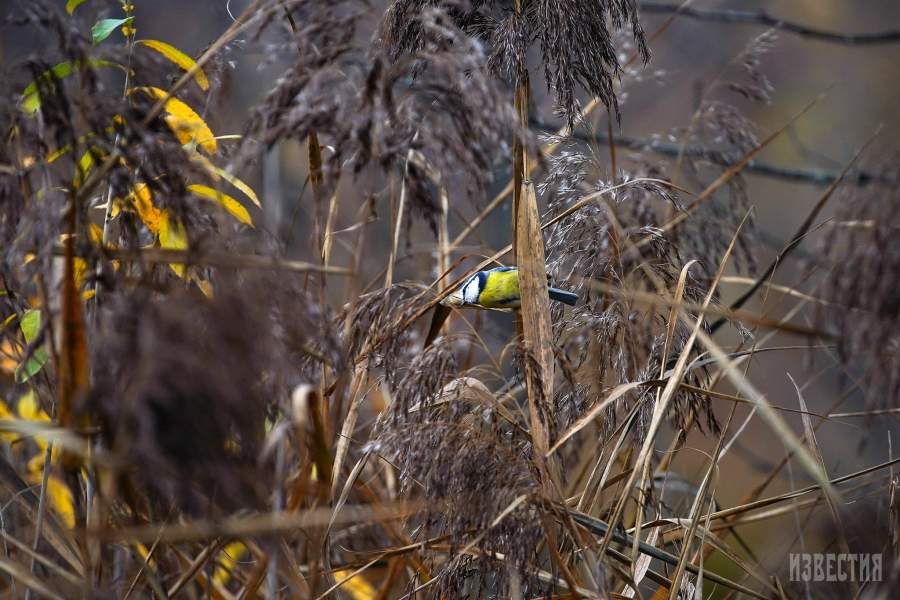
left=0, top=1, right=896, bottom=599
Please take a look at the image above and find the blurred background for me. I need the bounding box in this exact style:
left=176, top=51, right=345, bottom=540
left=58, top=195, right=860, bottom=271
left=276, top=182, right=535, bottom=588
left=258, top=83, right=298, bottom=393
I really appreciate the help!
left=2, top=0, right=898, bottom=591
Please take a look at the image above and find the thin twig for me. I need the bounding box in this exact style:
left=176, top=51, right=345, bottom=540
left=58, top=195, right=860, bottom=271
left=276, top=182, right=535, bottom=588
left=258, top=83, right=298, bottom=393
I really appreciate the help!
left=640, top=2, right=900, bottom=45
left=52, top=245, right=352, bottom=275
left=708, top=125, right=881, bottom=333
left=24, top=443, right=53, bottom=600
left=531, top=120, right=894, bottom=187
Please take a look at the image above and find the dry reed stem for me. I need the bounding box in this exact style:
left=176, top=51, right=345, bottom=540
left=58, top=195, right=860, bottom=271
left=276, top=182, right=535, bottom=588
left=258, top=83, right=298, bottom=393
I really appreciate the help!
left=516, top=180, right=559, bottom=491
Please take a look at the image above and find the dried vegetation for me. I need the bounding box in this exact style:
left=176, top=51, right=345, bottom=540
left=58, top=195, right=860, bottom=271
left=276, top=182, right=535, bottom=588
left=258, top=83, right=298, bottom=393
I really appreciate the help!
left=0, top=1, right=897, bottom=599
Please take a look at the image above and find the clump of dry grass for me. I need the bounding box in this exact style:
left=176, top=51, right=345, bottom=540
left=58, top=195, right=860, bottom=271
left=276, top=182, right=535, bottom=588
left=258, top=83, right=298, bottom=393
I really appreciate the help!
left=0, top=1, right=897, bottom=599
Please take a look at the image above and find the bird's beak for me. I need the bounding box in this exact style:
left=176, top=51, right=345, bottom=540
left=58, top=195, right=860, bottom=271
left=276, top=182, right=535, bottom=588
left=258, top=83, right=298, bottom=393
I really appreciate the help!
left=441, top=288, right=464, bottom=307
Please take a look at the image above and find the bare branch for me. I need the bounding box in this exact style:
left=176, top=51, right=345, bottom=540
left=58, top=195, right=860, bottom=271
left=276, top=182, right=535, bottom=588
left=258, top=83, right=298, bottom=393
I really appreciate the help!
left=640, top=2, right=900, bottom=45
left=51, top=246, right=353, bottom=275
left=531, top=120, right=895, bottom=187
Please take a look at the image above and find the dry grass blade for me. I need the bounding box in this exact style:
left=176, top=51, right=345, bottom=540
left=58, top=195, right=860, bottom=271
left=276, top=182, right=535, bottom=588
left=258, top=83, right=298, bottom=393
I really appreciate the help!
left=668, top=401, right=737, bottom=598
left=0, top=459, right=82, bottom=574
left=422, top=303, right=451, bottom=349
left=566, top=510, right=768, bottom=599
left=667, top=382, right=843, bottom=422
left=691, top=327, right=837, bottom=500
left=645, top=518, right=776, bottom=595
left=577, top=403, right=642, bottom=513
left=0, top=557, right=68, bottom=600
left=707, top=456, right=900, bottom=522
left=596, top=210, right=748, bottom=562
left=709, top=125, right=882, bottom=333
left=90, top=502, right=421, bottom=544
left=719, top=277, right=832, bottom=306
left=315, top=555, right=382, bottom=600
left=326, top=451, right=370, bottom=539
left=76, top=246, right=353, bottom=275
left=167, top=540, right=224, bottom=598
left=622, top=526, right=658, bottom=598
left=0, top=530, right=82, bottom=588
left=580, top=278, right=832, bottom=338
left=661, top=260, right=699, bottom=377
left=458, top=494, right=530, bottom=559
left=385, top=150, right=413, bottom=288
left=788, top=375, right=853, bottom=572
left=330, top=366, right=366, bottom=497
left=516, top=180, right=557, bottom=484
left=548, top=381, right=644, bottom=455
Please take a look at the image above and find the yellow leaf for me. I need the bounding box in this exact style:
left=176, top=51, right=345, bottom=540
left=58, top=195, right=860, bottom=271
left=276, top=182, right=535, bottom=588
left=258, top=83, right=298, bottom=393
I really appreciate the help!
left=192, top=154, right=260, bottom=207
left=134, top=542, right=157, bottom=568
left=73, top=257, right=88, bottom=290
left=18, top=390, right=58, bottom=463
left=192, top=275, right=214, bottom=298
left=24, top=474, right=75, bottom=528
left=47, top=115, right=123, bottom=164
left=145, top=87, right=215, bottom=153
left=89, top=222, right=104, bottom=245
left=165, top=114, right=217, bottom=154
left=0, top=399, right=17, bottom=443
left=73, top=147, right=106, bottom=190
left=72, top=255, right=97, bottom=300
left=0, top=339, right=18, bottom=375
left=333, top=569, right=377, bottom=600
left=132, top=87, right=217, bottom=154
left=187, top=184, right=253, bottom=226
left=160, top=215, right=188, bottom=277
left=17, top=389, right=49, bottom=422
left=47, top=145, right=71, bottom=164
left=125, top=184, right=188, bottom=277
left=129, top=183, right=164, bottom=234
left=137, top=39, right=209, bottom=91
left=46, top=477, right=75, bottom=527
left=66, top=0, right=89, bottom=15
left=213, top=542, right=248, bottom=586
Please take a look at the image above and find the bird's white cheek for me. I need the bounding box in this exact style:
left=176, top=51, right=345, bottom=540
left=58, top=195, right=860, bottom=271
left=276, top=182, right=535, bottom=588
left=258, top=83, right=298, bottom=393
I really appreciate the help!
left=462, top=279, right=480, bottom=304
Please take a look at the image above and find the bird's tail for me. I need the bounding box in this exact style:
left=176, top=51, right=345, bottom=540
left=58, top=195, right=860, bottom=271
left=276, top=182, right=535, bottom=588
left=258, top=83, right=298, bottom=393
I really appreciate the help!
left=548, top=287, right=578, bottom=306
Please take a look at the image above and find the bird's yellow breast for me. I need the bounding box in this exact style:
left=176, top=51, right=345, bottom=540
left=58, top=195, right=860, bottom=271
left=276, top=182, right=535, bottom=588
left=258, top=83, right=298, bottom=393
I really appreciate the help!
left=477, top=269, right=521, bottom=308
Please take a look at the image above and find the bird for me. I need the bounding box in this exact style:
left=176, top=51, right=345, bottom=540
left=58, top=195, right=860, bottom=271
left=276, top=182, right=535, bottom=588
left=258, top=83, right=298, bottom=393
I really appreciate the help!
left=441, top=266, right=578, bottom=310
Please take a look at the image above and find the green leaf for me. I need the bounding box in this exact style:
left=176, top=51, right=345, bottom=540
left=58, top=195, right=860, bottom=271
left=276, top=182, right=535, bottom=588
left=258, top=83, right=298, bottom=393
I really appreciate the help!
left=20, top=309, right=41, bottom=344
left=21, top=59, right=123, bottom=114
left=66, top=0, right=90, bottom=14
left=91, top=17, right=134, bottom=44
left=15, top=309, right=48, bottom=383
left=21, top=62, right=73, bottom=113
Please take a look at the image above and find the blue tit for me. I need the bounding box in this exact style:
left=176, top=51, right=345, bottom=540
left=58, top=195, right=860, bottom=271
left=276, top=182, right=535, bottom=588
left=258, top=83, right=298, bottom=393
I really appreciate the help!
left=442, top=266, right=578, bottom=310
